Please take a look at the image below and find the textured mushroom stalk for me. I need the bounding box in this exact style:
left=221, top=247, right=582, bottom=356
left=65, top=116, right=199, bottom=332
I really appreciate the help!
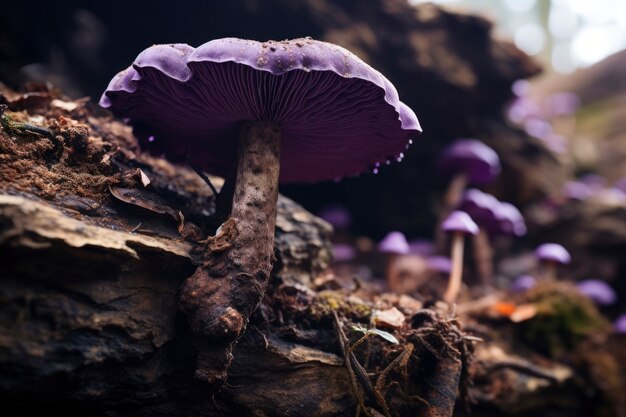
left=541, top=260, right=557, bottom=281
left=443, top=173, right=468, bottom=209
left=443, top=231, right=465, bottom=304
left=179, top=121, right=280, bottom=384
left=472, top=230, right=493, bottom=286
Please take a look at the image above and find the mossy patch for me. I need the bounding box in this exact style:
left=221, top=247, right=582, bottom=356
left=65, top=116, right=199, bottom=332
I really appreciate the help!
left=516, top=281, right=610, bottom=358
left=308, top=290, right=372, bottom=321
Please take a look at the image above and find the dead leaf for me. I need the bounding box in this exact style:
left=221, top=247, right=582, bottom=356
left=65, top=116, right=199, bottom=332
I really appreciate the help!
left=109, top=185, right=179, bottom=221
left=373, top=307, right=405, bottom=329
left=510, top=303, right=537, bottom=323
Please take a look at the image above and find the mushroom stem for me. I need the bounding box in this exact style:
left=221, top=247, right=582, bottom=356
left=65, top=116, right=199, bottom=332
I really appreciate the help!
left=385, top=253, right=400, bottom=291
left=180, top=121, right=281, bottom=384
left=443, top=231, right=465, bottom=304
left=473, top=229, right=493, bottom=286
left=444, top=173, right=469, bottom=209
left=436, top=173, right=468, bottom=251
left=542, top=260, right=557, bottom=281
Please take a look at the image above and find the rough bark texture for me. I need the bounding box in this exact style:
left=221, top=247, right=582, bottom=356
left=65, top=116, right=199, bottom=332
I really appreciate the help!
left=179, top=122, right=281, bottom=385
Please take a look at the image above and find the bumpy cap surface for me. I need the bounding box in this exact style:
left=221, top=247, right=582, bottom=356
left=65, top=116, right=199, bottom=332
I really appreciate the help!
left=441, top=211, right=479, bottom=236
left=378, top=231, right=410, bottom=255
left=439, top=139, right=501, bottom=185
left=534, top=243, right=571, bottom=264
left=100, top=38, right=421, bottom=183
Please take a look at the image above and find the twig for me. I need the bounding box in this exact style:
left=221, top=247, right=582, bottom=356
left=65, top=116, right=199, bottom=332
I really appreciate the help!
left=333, top=311, right=374, bottom=417
left=486, top=360, right=560, bottom=383
left=189, top=162, right=219, bottom=197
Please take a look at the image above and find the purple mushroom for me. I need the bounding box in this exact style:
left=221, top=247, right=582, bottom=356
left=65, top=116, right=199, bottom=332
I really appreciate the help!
left=543, top=92, right=580, bottom=117
left=332, top=243, right=357, bottom=262
left=506, top=97, right=541, bottom=125
left=510, top=275, right=537, bottom=292
left=459, top=190, right=526, bottom=286
left=378, top=231, right=410, bottom=291
left=511, top=79, right=531, bottom=97
left=613, top=176, right=626, bottom=194
left=579, top=173, right=606, bottom=192
left=495, top=202, right=527, bottom=237
left=426, top=256, right=453, bottom=274
left=408, top=239, right=435, bottom=256
left=524, top=117, right=552, bottom=140
left=441, top=211, right=479, bottom=303
left=576, top=279, right=617, bottom=306
left=100, top=38, right=421, bottom=384
left=317, top=204, right=352, bottom=231
left=439, top=139, right=501, bottom=207
left=436, top=140, right=500, bottom=251
left=563, top=180, right=593, bottom=201
left=614, top=314, right=626, bottom=334
left=534, top=243, right=571, bottom=280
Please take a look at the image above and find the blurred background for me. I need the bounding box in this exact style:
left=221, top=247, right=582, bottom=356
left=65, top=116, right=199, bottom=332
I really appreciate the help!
left=1, top=0, right=625, bottom=290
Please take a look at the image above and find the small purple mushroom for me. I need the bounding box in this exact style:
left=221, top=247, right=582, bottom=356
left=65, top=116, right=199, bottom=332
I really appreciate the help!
left=332, top=243, right=357, bottom=262
left=408, top=239, right=435, bottom=256
left=614, top=314, right=626, bottom=334
left=317, top=204, right=352, bottom=231
left=439, top=139, right=501, bottom=199
left=579, top=173, right=606, bottom=192
left=510, top=275, right=537, bottom=292
left=437, top=140, right=500, bottom=250
left=378, top=231, right=410, bottom=254
left=426, top=256, right=453, bottom=274
left=511, top=79, right=531, bottom=97
left=441, top=211, right=479, bottom=303
left=543, top=92, right=580, bottom=117
left=495, top=202, right=527, bottom=237
left=100, top=38, right=421, bottom=383
left=563, top=180, right=593, bottom=201
left=534, top=243, right=571, bottom=280
left=378, top=231, right=410, bottom=291
left=613, top=176, right=626, bottom=194
left=506, top=97, right=541, bottom=125
left=576, top=279, right=617, bottom=306
left=459, top=190, right=526, bottom=286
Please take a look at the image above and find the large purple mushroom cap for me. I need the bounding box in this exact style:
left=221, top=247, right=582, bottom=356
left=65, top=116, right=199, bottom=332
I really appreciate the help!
left=534, top=243, right=571, bottom=265
left=439, top=139, right=501, bottom=185
left=576, top=279, right=617, bottom=306
left=441, top=211, right=479, bottom=236
left=378, top=231, right=410, bottom=255
left=100, top=38, right=421, bottom=183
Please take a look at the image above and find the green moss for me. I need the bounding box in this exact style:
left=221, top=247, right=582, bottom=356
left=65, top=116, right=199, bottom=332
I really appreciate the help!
left=308, top=290, right=372, bottom=321
left=517, top=281, right=610, bottom=358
